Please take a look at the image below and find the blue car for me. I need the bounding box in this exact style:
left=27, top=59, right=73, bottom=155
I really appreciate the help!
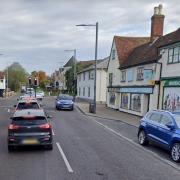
left=138, top=110, right=180, bottom=162
left=55, top=95, right=74, bottom=111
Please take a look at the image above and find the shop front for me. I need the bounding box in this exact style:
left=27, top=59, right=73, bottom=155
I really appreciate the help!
left=119, top=87, right=153, bottom=116
left=161, top=78, right=180, bottom=111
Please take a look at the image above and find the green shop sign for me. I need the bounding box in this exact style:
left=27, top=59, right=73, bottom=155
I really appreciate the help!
left=164, top=79, right=180, bottom=87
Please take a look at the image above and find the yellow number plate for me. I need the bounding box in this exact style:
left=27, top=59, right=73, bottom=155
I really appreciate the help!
left=22, top=139, right=39, bottom=145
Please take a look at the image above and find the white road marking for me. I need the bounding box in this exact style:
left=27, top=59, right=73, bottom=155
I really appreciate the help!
left=52, top=129, right=55, bottom=136
left=56, top=142, right=74, bottom=173
left=7, top=109, right=10, bottom=113
left=90, top=118, right=180, bottom=171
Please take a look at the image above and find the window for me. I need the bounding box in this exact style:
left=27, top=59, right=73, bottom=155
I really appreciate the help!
left=112, top=49, right=115, bottom=60
left=83, top=73, right=86, bottom=81
left=79, top=87, right=81, bottom=96
left=121, top=70, right=126, bottom=82
left=89, top=71, right=94, bottom=80
left=83, top=87, right=85, bottom=96
left=79, top=75, right=81, bottom=81
left=160, top=115, right=172, bottom=125
left=88, top=87, right=90, bottom=97
left=109, top=73, right=113, bottom=86
left=109, top=92, right=115, bottom=105
left=168, top=46, right=180, bottom=64
left=149, top=113, right=161, bottom=123
left=121, top=93, right=129, bottom=109
left=137, top=67, right=144, bottom=80
left=130, top=94, right=141, bottom=112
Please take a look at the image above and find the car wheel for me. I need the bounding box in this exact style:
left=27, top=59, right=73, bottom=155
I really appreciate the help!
left=46, top=144, right=53, bottom=150
left=71, top=106, right=74, bottom=111
left=138, top=130, right=148, bottom=146
left=8, top=145, right=14, bottom=152
left=171, top=143, right=180, bottom=162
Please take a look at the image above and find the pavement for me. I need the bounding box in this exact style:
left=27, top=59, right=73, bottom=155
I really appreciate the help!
left=75, top=101, right=141, bottom=127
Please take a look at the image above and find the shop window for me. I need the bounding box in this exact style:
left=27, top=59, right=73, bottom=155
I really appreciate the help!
left=168, top=46, right=180, bottom=64
left=109, top=73, right=113, bottom=86
left=121, top=93, right=129, bottom=109
left=130, top=94, right=141, bottom=112
left=121, top=70, right=126, bottom=82
left=137, top=67, right=144, bottom=80
left=109, top=92, right=115, bottom=105
left=112, top=49, right=115, bottom=60
left=163, top=87, right=180, bottom=111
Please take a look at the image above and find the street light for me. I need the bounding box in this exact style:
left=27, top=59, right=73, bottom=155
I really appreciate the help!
left=64, top=49, right=77, bottom=94
left=76, top=22, right=98, bottom=113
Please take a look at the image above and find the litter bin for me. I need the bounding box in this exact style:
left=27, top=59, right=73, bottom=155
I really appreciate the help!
left=89, top=103, right=95, bottom=113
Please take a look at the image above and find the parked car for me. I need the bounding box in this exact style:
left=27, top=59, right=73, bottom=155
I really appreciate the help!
left=55, top=95, right=74, bottom=111
left=8, top=109, right=53, bottom=151
left=138, top=110, right=180, bottom=162
left=36, top=91, right=45, bottom=101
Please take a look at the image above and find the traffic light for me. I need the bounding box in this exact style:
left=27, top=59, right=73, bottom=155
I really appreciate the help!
left=28, top=77, right=32, bottom=86
left=34, top=77, right=38, bottom=86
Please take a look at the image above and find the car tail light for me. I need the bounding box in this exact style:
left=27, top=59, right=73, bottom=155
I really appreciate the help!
left=8, top=124, right=19, bottom=130
left=39, top=123, right=51, bottom=129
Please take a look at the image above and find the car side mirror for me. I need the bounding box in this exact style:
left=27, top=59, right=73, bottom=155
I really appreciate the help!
left=166, top=122, right=175, bottom=130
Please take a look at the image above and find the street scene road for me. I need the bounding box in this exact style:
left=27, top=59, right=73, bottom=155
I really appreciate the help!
left=0, top=96, right=179, bottom=180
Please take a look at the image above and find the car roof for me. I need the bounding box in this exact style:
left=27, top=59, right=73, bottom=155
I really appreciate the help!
left=13, top=109, right=45, bottom=118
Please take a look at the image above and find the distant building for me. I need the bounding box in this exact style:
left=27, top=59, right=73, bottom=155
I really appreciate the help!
left=0, top=72, right=6, bottom=97
left=77, top=57, right=109, bottom=103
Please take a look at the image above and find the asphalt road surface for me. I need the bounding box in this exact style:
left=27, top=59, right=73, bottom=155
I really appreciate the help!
left=0, top=96, right=179, bottom=180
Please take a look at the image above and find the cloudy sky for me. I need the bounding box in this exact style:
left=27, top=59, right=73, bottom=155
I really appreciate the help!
left=0, top=0, right=179, bottom=75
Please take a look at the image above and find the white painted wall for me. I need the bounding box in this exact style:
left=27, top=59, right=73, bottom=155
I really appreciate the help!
left=159, top=45, right=180, bottom=78
left=77, top=69, right=107, bottom=102
left=0, top=78, right=6, bottom=89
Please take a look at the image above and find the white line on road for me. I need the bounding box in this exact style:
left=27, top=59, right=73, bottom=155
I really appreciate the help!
left=56, top=142, right=74, bottom=173
left=90, top=118, right=180, bottom=171
left=52, top=129, right=55, bottom=136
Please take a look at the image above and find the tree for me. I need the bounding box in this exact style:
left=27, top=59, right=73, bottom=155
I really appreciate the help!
left=5, top=62, right=28, bottom=92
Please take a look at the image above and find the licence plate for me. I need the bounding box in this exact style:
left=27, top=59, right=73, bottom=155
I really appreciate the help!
left=22, top=139, right=39, bottom=145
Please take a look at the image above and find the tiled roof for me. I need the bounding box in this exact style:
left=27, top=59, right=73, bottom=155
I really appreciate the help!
left=120, top=28, right=180, bottom=69
left=0, top=71, right=5, bottom=79
left=77, top=57, right=109, bottom=74
left=114, top=36, right=150, bottom=65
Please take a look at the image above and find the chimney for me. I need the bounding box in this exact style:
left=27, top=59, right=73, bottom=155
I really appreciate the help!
left=151, top=4, right=165, bottom=42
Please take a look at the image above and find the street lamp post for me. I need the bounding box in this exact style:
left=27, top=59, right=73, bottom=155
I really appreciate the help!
left=76, top=22, right=98, bottom=113
left=64, top=49, right=77, bottom=95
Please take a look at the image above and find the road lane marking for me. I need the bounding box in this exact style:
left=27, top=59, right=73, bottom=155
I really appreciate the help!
left=56, top=142, right=74, bottom=173
left=52, top=129, right=55, bottom=136
left=7, top=109, right=10, bottom=113
left=90, top=118, right=180, bottom=171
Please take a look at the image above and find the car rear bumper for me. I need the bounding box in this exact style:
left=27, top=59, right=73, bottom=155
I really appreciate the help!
left=8, top=135, right=53, bottom=146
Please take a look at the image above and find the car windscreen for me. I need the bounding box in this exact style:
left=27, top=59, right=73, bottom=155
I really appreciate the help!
left=17, top=102, right=39, bottom=109
left=58, top=96, right=73, bottom=100
left=174, top=115, right=180, bottom=128
left=12, top=116, right=47, bottom=125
